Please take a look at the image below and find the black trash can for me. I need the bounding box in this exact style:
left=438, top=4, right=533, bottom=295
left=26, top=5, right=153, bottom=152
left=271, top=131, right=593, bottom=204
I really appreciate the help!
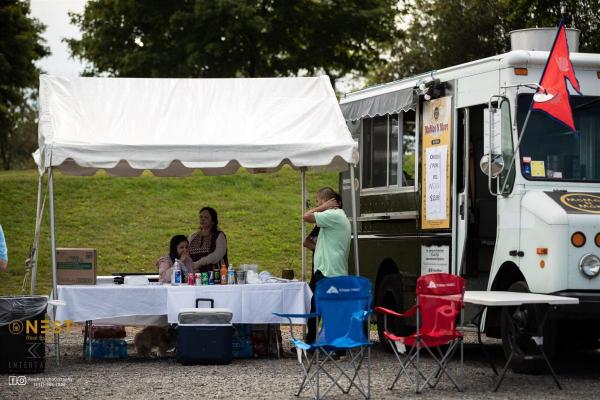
left=0, top=295, right=48, bottom=374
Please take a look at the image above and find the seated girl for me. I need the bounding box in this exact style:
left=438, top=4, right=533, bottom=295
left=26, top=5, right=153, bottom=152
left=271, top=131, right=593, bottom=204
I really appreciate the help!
left=188, top=206, right=228, bottom=273
left=156, top=235, right=194, bottom=283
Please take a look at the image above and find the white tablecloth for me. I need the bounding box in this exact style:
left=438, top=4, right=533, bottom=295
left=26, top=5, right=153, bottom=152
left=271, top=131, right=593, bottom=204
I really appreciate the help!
left=167, top=282, right=312, bottom=324
left=50, top=282, right=311, bottom=325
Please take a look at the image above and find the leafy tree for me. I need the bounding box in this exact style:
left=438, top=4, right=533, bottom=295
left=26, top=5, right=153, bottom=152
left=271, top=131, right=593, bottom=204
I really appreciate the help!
left=67, top=0, right=398, bottom=90
left=9, top=101, right=39, bottom=169
left=371, top=0, right=600, bottom=84
left=505, top=0, right=600, bottom=53
left=0, top=0, right=49, bottom=170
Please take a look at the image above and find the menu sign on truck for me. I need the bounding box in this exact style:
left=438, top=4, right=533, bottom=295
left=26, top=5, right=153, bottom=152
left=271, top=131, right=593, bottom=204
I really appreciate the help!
left=421, top=96, right=452, bottom=229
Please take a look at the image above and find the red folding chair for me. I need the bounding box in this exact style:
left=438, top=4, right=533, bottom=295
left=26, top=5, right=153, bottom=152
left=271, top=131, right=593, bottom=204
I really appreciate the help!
left=375, top=273, right=465, bottom=393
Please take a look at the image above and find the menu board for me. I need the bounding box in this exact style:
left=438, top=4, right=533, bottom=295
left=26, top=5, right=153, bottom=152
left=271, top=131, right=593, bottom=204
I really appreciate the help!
left=421, top=96, right=452, bottom=229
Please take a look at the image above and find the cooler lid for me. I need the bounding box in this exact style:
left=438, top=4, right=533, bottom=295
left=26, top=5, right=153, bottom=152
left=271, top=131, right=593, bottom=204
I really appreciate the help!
left=178, top=307, right=232, bottom=315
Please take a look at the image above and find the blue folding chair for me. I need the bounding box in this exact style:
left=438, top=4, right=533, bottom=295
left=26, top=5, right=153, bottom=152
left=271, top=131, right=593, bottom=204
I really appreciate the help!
left=274, top=276, right=372, bottom=399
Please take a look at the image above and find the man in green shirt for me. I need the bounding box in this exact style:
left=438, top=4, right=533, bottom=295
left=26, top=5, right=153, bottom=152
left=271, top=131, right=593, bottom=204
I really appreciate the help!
left=302, top=187, right=351, bottom=343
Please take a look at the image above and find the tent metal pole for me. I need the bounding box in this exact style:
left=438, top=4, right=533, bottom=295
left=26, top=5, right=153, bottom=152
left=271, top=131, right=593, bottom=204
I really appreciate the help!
left=301, top=168, right=307, bottom=282
left=301, top=168, right=307, bottom=339
left=48, top=167, right=60, bottom=365
left=349, top=164, right=360, bottom=276
left=30, top=172, right=45, bottom=294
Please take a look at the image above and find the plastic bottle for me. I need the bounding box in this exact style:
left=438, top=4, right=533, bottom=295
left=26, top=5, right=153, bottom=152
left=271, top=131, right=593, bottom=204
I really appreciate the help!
left=171, top=260, right=182, bottom=285
left=220, top=261, right=228, bottom=285
left=228, top=264, right=235, bottom=285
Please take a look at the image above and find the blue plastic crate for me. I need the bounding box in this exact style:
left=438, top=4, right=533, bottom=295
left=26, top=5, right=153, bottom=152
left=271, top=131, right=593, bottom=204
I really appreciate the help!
left=232, top=336, right=253, bottom=359
left=83, top=339, right=127, bottom=359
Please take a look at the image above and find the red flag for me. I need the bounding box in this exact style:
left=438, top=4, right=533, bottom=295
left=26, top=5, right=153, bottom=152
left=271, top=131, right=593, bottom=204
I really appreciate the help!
left=532, top=20, right=581, bottom=132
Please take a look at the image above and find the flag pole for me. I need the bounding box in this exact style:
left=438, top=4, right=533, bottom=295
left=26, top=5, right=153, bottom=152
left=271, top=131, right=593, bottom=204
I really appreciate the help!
left=499, top=107, right=533, bottom=195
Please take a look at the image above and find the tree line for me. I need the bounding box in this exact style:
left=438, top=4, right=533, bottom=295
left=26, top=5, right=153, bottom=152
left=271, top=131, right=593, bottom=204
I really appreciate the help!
left=1, top=0, right=599, bottom=170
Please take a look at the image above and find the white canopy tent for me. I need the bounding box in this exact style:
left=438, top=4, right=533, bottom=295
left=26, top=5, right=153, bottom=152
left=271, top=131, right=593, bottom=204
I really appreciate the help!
left=33, top=75, right=360, bottom=364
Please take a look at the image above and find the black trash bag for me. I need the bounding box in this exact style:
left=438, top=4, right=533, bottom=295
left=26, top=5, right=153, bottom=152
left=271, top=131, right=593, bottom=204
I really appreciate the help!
left=0, top=295, right=48, bottom=374
left=0, top=295, right=48, bottom=326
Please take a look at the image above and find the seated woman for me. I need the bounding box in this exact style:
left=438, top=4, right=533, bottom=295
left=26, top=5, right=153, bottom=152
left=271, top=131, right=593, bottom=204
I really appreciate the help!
left=188, top=206, right=228, bottom=273
left=156, top=235, right=194, bottom=283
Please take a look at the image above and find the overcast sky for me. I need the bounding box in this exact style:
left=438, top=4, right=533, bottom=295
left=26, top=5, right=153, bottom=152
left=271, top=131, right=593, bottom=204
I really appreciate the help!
left=26, top=0, right=358, bottom=93
left=30, top=0, right=87, bottom=76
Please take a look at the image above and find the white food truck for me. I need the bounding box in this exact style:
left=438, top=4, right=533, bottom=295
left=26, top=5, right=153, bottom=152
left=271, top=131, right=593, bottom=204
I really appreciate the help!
left=339, top=28, right=600, bottom=371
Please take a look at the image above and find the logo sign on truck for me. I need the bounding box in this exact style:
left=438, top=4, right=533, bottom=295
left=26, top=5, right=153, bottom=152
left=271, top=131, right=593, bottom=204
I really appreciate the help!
left=545, top=192, right=600, bottom=214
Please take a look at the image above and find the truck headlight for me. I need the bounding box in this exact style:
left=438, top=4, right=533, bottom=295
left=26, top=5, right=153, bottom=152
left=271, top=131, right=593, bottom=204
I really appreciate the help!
left=579, top=254, right=600, bottom=278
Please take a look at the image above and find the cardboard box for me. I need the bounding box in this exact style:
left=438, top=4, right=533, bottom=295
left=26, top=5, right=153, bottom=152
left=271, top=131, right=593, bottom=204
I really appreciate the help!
left=56, top=248, right=97, bottom=285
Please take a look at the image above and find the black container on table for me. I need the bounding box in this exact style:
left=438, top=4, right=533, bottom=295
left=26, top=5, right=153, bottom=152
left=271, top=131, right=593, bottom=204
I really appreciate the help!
left=0, top=296, right=48, bottom=374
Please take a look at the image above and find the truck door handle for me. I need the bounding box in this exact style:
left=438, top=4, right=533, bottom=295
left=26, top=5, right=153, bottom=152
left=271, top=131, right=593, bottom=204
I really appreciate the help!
left=509, top=250, right=525, bottom=257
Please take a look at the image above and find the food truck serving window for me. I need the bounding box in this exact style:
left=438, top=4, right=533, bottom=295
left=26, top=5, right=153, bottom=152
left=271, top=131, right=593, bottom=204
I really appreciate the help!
left=518, top=94, right=600, bottom=182
left=361, top=110, right=416, bottom=189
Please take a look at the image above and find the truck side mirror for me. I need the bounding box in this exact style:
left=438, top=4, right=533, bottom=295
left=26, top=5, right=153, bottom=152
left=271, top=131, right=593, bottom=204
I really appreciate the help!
left=479, top=153, right=504, bottom=178
left=480, top=99, right=509, bottom=179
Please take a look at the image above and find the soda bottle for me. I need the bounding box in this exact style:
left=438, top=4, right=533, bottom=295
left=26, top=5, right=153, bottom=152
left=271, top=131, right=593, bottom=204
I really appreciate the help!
left=220, top=261, right=228, bottom=285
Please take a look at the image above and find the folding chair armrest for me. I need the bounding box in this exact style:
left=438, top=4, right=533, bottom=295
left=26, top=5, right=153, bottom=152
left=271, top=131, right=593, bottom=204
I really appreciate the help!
left=272, top=312, right=319, bottom=341
left=374, top=306, right=400, bottom=317
left=273, top=312, right=319, bottom=319
left=374, top=305, right=416, bottom=318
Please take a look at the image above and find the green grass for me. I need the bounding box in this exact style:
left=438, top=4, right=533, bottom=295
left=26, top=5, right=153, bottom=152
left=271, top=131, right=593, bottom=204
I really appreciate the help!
left=0, top=167, right=338, bottom=295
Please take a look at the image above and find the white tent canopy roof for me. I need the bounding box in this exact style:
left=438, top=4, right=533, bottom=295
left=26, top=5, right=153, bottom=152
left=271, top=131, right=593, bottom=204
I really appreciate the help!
left=36, top=75, right=357, bottom=176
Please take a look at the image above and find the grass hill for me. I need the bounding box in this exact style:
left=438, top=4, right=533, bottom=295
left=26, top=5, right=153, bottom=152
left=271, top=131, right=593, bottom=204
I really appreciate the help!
left=0, top=167, right=337, bottom=295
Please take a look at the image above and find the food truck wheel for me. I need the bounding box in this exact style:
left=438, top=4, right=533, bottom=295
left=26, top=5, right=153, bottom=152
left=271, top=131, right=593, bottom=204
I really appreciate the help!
left=376, top=274, right=413, bottom=352
left=500, top=281, right=556, bottom=374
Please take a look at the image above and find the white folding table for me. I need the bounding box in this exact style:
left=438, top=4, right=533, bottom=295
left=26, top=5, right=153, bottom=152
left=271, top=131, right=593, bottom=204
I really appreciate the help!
left=464, top=291, right=579, bottom=391
left=49, top=282, right=312, bottom=361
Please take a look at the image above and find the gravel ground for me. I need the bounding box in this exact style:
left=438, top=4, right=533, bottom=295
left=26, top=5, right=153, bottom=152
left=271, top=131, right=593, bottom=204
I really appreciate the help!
left=2, top=324, right=600, bottom=399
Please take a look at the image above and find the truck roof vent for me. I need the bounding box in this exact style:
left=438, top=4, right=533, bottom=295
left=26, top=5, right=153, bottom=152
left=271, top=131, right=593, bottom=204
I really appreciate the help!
left=509, top=27, right=580, bottom=52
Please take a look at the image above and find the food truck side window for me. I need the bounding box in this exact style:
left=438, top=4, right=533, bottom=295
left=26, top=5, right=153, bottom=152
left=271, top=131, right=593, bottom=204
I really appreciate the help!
left=361, top=111, right=416, bottom=189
